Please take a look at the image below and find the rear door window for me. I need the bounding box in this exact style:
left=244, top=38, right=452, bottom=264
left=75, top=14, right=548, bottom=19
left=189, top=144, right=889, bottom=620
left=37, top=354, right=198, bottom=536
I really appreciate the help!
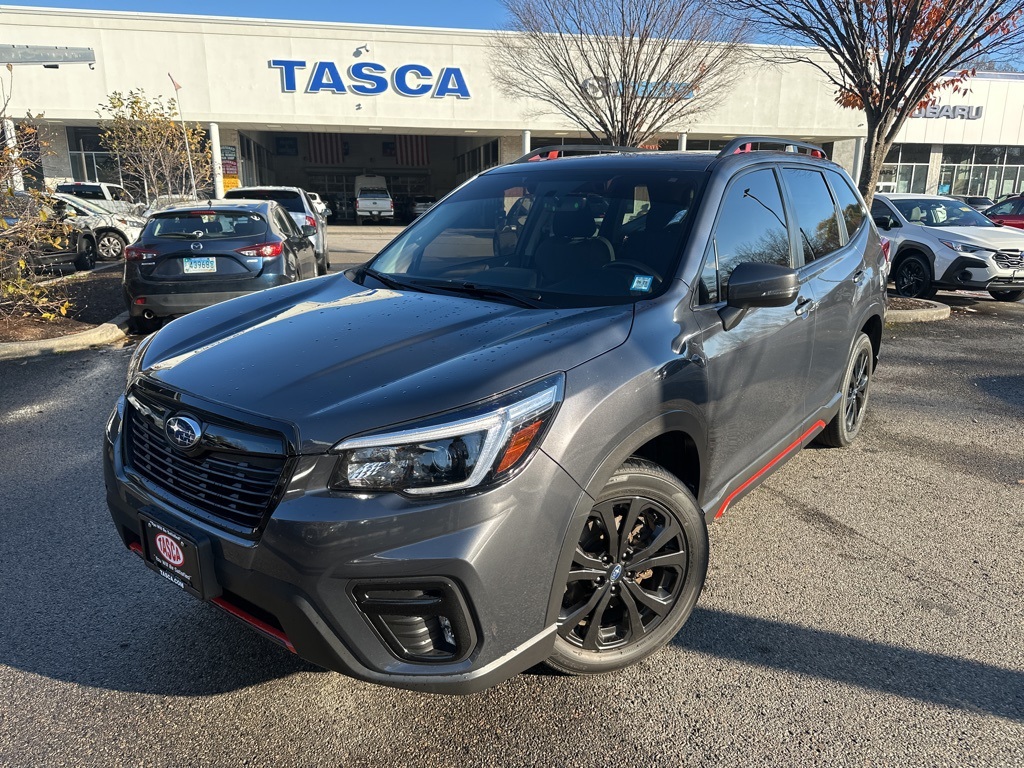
left=825, top=170, right=867, bottom=239
left=781, top=168, right=843, bottom=262
left=698, top=168, right=792, bottom=304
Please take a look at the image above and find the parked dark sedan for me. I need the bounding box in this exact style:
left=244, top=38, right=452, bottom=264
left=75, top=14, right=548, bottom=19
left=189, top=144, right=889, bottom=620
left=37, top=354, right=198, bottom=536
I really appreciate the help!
left=123, top=200, right=318, bottom=334
left=6, top=191, right=97, bottom=273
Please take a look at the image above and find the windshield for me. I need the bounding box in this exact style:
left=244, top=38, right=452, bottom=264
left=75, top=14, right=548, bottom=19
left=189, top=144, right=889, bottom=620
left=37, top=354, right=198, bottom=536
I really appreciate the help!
left=144, top=210, right=269, bottom=240
left=55, top=194, right=110, bottom=216
left=366, top=167, right=706, bottom=308
left=891, top=198, right=995, bottom=228
left=225, top=189, right=304, bottom=214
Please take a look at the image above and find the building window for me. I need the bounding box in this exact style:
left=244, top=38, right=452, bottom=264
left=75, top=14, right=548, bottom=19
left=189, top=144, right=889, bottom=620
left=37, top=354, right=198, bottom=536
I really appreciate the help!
left=938, top=145, right=1024, bottom=198
left=66, top=127, right=122, bottom=185
left=878, top=143, right=929, bottom=194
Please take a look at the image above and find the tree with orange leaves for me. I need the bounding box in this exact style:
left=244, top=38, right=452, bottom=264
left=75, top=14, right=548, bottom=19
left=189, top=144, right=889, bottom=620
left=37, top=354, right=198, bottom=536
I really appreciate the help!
left=729, top=0, right=1024, bottom=203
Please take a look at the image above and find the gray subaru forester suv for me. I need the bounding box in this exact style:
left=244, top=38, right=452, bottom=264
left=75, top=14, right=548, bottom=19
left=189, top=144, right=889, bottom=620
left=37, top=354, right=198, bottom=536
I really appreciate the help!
left=104, top=138, right=887, bottom=693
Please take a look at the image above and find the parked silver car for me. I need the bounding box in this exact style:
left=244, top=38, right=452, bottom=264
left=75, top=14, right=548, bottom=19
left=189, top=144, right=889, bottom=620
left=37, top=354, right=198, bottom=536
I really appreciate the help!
left=872, top=193, right=1024, bottom=302
left=224, top=186, right=331, bottom=275
left=54, top=192, right=145, bottom=260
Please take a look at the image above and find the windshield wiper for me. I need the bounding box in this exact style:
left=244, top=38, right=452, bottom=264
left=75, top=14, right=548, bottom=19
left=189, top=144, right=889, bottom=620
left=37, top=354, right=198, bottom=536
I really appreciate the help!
left=425, top=281, right=549, bottom=309
left=158, top=231, right=204, bottom=240
left=361, top=267, right=435, bottom=293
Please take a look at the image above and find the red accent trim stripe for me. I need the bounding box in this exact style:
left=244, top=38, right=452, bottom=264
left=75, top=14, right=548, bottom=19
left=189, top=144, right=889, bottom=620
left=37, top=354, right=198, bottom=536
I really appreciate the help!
left=129, top=541, right=144, bottom=556
left=715, top=420, right=826, bottom=520
left=212, top=597, right=296, bottom=653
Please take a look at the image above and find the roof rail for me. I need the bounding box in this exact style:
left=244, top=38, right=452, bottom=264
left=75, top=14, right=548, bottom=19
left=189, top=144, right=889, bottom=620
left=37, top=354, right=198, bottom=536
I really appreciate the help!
left=511, top=145, right=657, bottom=164
left=718, top=137, right=828, bottom=159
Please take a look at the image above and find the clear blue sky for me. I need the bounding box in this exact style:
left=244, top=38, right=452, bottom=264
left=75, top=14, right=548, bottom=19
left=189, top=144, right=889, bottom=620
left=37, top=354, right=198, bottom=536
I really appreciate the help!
left=3, top=0, right=509, bottom=29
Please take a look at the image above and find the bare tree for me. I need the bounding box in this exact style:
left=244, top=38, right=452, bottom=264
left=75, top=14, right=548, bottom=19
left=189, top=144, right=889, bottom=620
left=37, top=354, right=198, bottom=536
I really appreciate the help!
left=728, top=0, right=1024, bottom=201
left=490, top=0, right=749, bottom=147
left=98, top=89, right=211, bottom=202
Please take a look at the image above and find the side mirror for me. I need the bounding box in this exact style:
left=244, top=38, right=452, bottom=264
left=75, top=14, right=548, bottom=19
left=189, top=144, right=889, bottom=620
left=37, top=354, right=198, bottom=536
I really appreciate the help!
left=301, top=224, right=317, bottom=237
left=719, top=262, right=800, bottom=331
left=872, top=215, right=892, bottom=230
left=324, top=208, right=333, bottom=218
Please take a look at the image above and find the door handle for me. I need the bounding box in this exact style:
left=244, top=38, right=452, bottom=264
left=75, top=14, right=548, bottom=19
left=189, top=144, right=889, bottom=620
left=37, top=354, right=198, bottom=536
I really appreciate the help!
left=795, top=297, right=814, bottom=316
left=852, top=268, right=867, bottom=283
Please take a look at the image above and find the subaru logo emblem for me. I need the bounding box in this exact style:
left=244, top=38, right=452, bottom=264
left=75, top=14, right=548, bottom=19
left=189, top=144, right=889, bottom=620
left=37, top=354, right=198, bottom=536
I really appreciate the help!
left=165, top=415, right=202, bottom=450
left=190, top=241, right=203, bottom=251
left=609, top=564, right=623, bottom=582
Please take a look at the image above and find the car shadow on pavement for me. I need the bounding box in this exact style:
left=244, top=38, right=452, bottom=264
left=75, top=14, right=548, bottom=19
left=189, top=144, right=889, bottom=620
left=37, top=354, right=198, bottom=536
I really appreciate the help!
left=672, top=607, right=1024, bottom=722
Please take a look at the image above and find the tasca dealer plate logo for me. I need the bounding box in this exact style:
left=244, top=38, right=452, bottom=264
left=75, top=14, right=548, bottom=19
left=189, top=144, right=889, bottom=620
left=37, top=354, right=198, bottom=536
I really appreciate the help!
left=154, top=533, right=185, bottom=567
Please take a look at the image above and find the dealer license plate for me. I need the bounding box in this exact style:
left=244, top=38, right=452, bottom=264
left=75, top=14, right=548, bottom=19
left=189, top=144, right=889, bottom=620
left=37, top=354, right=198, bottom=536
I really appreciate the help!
left=183, top=256, right=216, bottom=274
left=140, top=515, right=212, bottom=599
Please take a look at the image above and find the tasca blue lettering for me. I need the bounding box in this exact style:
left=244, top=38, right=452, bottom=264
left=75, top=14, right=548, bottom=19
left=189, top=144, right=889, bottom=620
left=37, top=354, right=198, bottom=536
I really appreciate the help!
left=349, top=62, right=389, bottom=95
left=269, top=60, right=306, bottom=93
left=432, top=67, right=471, bottom=99
left=393, top=64, right=433, bottom=97
left=307, top=61, right=346, bottom=93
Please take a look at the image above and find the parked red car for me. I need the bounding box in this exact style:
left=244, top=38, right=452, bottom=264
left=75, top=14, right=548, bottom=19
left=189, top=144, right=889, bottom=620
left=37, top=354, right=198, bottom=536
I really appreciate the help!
left=984, top=196, right=1024, bottom=229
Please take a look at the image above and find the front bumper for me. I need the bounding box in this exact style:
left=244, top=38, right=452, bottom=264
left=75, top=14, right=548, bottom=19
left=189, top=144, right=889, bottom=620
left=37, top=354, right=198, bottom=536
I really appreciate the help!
left=124, top=274, right=292, bottom=319
left=938, top=256, right=1024, bottom=292
left=103, top=391, right=585, bottom=694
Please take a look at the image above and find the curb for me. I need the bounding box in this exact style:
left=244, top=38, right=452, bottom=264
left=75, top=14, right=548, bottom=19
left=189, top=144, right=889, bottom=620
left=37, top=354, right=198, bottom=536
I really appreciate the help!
left=0, top=311, right=130, bottom=362
left=885, top=299, right=951, bottom=324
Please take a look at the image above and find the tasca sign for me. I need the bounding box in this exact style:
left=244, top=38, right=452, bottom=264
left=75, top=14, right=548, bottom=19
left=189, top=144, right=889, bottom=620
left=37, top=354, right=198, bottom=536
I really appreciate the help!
left=911, top=104, right=983, bottom=120
left=270, top=60, right=471, bottom=99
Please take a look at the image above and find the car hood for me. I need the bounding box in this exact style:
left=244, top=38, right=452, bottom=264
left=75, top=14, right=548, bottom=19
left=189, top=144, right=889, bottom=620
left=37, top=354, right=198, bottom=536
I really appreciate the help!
left=926, top=225, right=1024, bottom=249
left=138, top=276, right=634, bottom=452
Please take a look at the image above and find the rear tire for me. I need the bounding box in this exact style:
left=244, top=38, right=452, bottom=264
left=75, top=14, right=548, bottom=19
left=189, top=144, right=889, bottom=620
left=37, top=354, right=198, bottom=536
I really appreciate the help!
left=545, top=458, right=708, bottom=676
left=893, top=253, right=937, bottom=299
left=989, top=289, right=1024, bottom=302
left=818, top=333, right=873, bottom=448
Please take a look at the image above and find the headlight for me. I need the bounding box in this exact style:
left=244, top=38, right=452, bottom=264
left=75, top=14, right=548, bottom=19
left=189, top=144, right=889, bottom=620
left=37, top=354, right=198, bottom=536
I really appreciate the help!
left=329, top=375, right=563, bottom=495
left=938, top=239, right=990, bottom=254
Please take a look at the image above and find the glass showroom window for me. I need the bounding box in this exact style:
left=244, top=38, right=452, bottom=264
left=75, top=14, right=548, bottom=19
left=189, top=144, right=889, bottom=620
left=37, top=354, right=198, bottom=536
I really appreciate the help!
left=66, top=127, right=122, bottom=185
left=877, top=143, right=929, bottom=193
left=938, top=145, right=1024, bottom=198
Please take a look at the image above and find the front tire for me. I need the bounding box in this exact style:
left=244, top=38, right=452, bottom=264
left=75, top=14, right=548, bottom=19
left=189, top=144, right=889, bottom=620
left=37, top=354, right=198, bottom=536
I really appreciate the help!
left=818, top=333, right=873, bottom=448
left=546, top=458, right=708, bottom=676
left=893, top=253, right=937, bottom=298
left=989, top=289, right=1024, bottom=302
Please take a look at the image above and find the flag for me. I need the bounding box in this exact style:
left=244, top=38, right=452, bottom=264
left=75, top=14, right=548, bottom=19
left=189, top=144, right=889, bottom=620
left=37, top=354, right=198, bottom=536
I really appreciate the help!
left=168, top=73, right=182, bottom=91
left=308, top=133, right=347, bottom=165
left=396, top=135, right=429, bottom=167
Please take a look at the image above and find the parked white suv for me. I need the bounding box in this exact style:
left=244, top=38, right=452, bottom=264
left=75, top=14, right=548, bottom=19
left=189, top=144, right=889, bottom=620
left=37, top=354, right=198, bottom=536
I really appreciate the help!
left=872, top=194, right=1024, bottom=302
left=55, top=181, right=137, bottom=215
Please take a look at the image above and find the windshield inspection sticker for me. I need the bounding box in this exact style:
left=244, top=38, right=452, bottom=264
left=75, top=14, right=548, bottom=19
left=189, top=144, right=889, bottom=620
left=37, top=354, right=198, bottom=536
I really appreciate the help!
left=631, top=275, right=654, bottom=292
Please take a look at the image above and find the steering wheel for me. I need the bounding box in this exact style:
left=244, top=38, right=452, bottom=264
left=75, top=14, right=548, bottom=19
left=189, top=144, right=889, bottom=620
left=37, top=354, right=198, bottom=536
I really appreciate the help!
left=601, top=260, right=664, bottom=283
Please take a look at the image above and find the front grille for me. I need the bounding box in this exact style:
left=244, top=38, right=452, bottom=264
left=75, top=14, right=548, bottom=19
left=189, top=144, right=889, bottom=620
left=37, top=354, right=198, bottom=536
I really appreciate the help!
left=124, top=394, right=288, bottom=533
left=994, top=250, right=1023, bottom=269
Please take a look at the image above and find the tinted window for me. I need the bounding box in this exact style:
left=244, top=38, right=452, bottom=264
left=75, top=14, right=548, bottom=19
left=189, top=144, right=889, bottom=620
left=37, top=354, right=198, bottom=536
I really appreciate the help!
left=826, top=170, right=867, bottom=239
left=146, top=210, right=269, bottom=240
left=57, top=184, right=104, bottom=201
left=699, top=169, right=791, bottom=303
left=781, top=168, right=842, bottom=262
left=274, top=207, right=297, bottom=235
left=871, top=199, right=897, bottom=223
left=225, top=189, right=304, bottom=214
left=988, top=200, right=1019, bottom=216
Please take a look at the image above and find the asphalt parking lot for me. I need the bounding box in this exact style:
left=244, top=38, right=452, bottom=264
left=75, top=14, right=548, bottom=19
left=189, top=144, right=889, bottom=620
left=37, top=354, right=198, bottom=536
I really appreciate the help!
left=1, top=273, right=1022, bottom=765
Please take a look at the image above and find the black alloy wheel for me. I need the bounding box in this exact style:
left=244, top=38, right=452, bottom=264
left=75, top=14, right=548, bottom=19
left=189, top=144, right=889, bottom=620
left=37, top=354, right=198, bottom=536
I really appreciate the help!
left=546, top=458, right=707, bottom=675
left=818, top=333, right=873, bottom=448
left=893, top=254, right=936, bottom=298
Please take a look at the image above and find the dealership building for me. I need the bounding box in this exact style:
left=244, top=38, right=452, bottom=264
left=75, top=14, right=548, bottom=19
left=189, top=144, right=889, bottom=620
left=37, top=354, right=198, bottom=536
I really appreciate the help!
left=3, top=5, right=1024, bottom=212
